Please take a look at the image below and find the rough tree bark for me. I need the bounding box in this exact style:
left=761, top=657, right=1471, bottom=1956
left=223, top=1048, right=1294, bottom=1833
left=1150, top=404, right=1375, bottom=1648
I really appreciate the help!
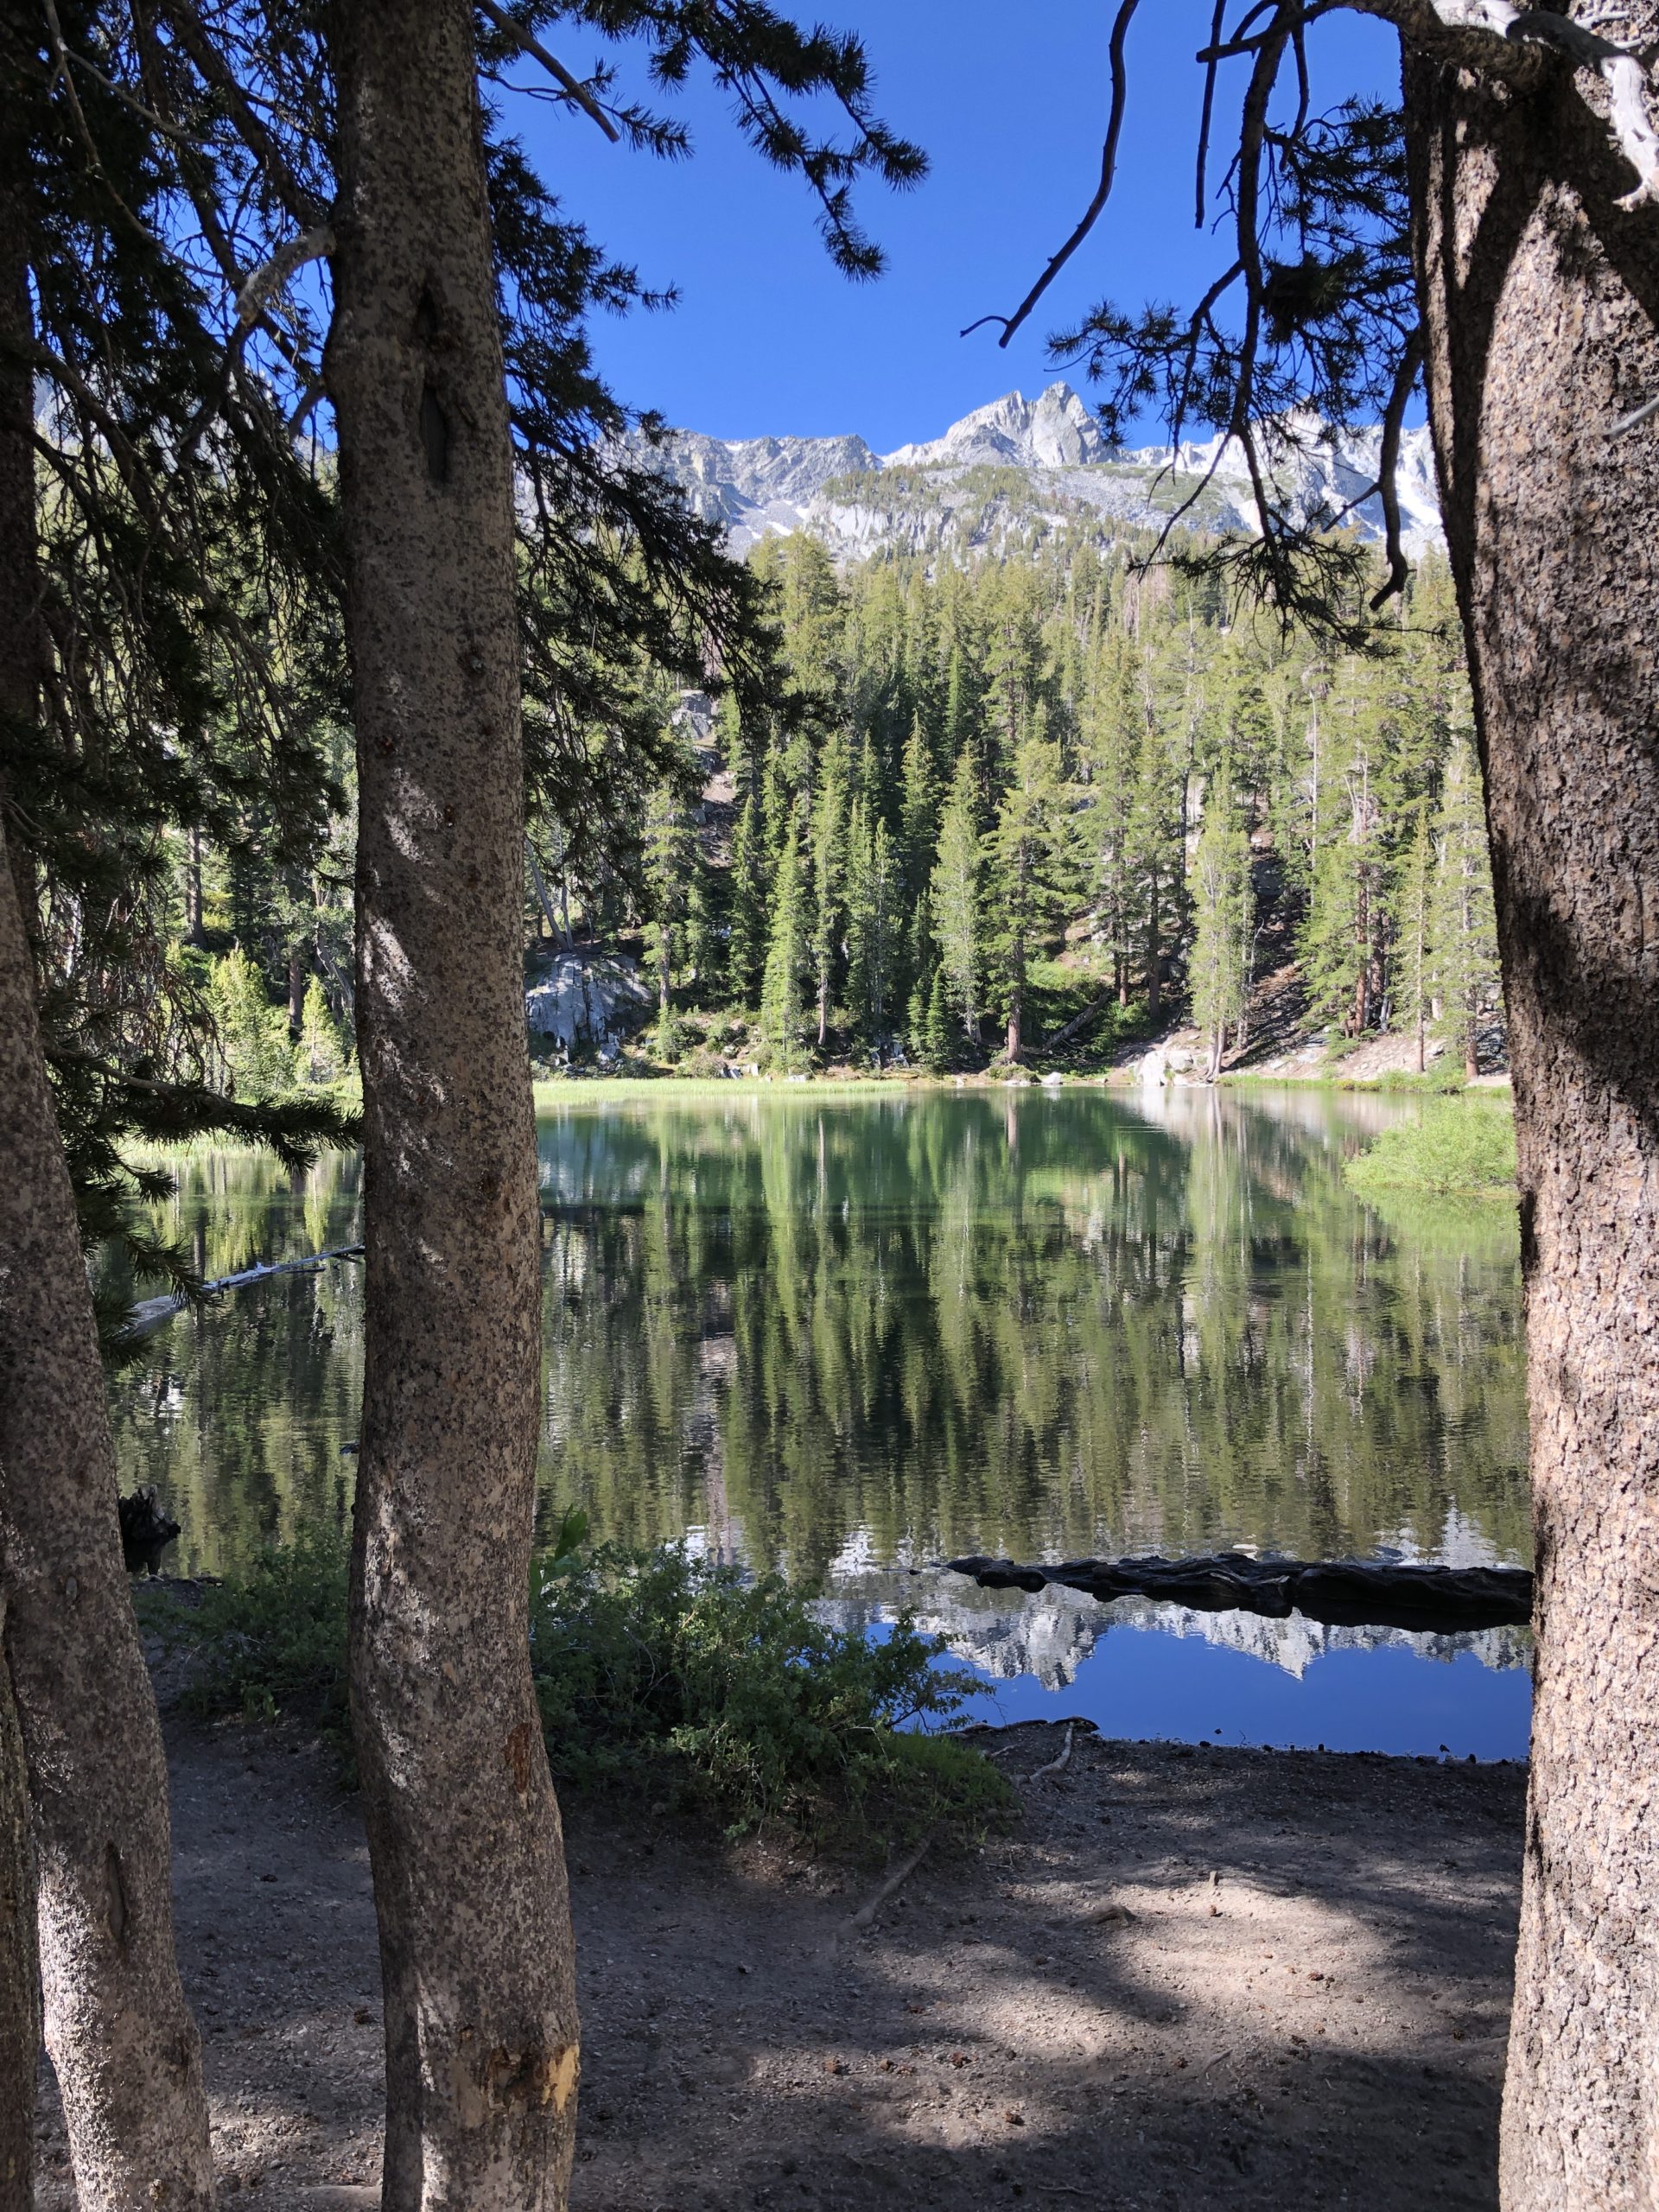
left=0, top=1599, right=34, bottom=2212
left=325, top=2, right=580, bottom=2202
left=1406, top=15, right=1659, bottom=2202
left=0, top=88, right=212, bottom=2204
left=0, top=72, right=41, bottom=2212
left=0, top=813, right=215, bottom=2208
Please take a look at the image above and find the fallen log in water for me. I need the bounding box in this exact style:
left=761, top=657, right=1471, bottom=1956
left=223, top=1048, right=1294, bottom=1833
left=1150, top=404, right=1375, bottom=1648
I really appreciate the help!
left=118, top=1243, right=367, bottom=1341
left=944, top=1551, right=1533, bottom=1634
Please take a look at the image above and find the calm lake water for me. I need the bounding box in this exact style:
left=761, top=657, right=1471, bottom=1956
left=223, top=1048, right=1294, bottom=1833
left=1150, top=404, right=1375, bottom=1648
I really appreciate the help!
left=110, top=1084, right=1534, bottom=1758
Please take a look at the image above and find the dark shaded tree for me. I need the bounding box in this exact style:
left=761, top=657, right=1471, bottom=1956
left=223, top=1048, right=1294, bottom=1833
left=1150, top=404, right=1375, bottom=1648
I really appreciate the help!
left=975, top=5, right=1659, bottom=2194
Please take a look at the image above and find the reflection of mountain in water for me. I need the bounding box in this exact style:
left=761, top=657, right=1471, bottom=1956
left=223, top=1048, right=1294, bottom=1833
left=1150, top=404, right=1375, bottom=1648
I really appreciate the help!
left=813, top=1570, right=1531, bottom=1691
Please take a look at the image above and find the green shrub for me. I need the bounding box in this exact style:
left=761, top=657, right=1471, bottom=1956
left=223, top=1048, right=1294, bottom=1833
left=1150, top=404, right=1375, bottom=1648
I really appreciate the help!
left=530, top=1542, right=1007, bottom=1847
left=1345, top=1098, right=1518, bottom=1201
left=144, top=1521, right=1010, bottom=1854
left=141, top=1524, right=353, bottom=1751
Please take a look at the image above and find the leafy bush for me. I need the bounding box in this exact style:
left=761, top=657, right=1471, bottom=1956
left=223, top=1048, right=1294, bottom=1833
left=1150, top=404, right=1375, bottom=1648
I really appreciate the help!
left=142, top=1524, right=353, bottom=1751
left=144, top=1521, right=1009, bottom=1854
left=1345, top=1098, right=1517, bottom=1201
left=530, top=1542, right=1007, bottom=1847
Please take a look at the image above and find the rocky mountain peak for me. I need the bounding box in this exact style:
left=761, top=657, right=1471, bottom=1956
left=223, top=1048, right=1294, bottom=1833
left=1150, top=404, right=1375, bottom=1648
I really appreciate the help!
left=628, top=382, right=1443, bottom=567
left=883, top=381, right=1111, bottom=473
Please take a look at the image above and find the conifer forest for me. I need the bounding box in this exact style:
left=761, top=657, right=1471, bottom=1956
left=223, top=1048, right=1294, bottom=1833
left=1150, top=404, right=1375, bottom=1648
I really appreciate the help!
left=9, top=3, right=1659, bottom=2211
left=180, top=524, right=1503, bottom=1090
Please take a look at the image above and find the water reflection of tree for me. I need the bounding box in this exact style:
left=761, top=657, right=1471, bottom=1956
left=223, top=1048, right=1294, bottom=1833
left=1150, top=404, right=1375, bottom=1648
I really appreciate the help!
left=106, top=1102, right=1526, bottom=1578
left=536, top=1092, right=1529, bottom=1581
left=105, top=1152, right=365, bottom=1575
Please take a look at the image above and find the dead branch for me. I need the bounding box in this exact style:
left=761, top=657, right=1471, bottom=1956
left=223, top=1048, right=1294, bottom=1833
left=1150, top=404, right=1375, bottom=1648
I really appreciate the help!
left=475, top=0, right=621, bottom=143
left=1370, top=327, right=1426, bottom=609
left=838, top=1828, right=936, bottom=1939
left=962, top=0, right=1143, bottom=348
left=234, top=226, right=335, bottom=330
left=1027, top=1724, right=1076, bottom=1783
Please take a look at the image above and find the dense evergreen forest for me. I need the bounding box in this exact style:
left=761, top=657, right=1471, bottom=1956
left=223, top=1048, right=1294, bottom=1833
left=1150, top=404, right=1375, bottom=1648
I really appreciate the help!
left=181, top=518, right=1503, bottom=1093
left=657, top=528, right=1503, bottom=1076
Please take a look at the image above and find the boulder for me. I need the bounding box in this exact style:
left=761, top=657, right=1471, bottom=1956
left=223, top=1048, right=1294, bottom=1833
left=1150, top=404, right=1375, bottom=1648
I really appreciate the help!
left=525, top=953, right=652, bottom=1058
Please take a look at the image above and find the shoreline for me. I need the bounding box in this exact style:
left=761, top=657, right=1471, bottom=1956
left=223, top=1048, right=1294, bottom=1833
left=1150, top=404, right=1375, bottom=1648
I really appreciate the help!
left=32, top=1701, right=1524, bottom=2209
left=531, top=1070, right=1512, bottom=1103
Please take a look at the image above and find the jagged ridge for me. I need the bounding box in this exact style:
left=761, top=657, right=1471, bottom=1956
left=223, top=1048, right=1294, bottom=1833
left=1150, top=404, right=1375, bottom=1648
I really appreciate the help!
left=632, top=380, right=1444, bottom=566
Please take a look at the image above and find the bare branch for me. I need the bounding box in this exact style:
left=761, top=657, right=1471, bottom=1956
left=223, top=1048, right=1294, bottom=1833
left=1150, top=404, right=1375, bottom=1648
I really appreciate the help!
left=1196, top=0, right=1229, bottom=227
left=1370, top=326, right=1426, bottom=609
left=474, top=0, right=621, bottom=143
left=963, top=0, right=1144, bottom=350
left=149, top=0, right=327, bottom=227
left=1611, top=389, right=1659, bottom=436
left=233, top=226, right=335, bottom=330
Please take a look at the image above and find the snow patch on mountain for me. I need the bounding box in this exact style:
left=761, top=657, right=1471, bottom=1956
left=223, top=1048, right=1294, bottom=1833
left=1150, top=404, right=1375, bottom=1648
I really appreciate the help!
left=633, top=380, right=1444, bottom=567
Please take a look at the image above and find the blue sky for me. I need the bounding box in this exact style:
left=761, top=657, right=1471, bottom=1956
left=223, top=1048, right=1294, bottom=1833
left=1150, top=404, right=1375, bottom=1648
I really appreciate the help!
left=507, top=3, right=1401, bottom=451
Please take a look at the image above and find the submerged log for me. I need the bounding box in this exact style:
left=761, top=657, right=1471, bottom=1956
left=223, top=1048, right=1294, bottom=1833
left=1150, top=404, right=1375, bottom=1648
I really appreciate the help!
left=944, top=1551, right=1534, bottom=1634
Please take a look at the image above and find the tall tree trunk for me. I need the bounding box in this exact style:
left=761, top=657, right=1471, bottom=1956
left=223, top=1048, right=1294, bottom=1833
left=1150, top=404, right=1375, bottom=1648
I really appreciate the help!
left=0, top=81, right=41, bottom=2212
left=0, top=1597, right=34, bottom=2212
left=0, top=110, right=210, bottom=2208
left=325, top=3, right=578, bottom=2203
left=288, top=939, right=307, bottom=1036
left=0, top=59, right=35, bottom=945
left=0, top=816, right=215, bottom=2209
left=1408, top=22, right=1659, bottom=2202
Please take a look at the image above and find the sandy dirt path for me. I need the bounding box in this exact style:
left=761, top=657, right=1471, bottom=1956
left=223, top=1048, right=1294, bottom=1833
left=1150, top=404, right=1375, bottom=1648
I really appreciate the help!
left=30, top=1714, right=1525, bottom=2210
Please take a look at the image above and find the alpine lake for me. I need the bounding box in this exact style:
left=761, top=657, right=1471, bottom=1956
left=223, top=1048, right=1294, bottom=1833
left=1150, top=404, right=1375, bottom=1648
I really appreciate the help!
left=110, top=1083, right=1534, bottom=1760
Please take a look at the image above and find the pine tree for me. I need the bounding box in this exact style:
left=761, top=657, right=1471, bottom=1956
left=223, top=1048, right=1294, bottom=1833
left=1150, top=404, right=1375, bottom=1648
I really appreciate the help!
left=297, top=975, right=346, bottom=1087
left=1429, top=731, right=1501, bottom=1079
left=1080, top=627, right=1145, bottom=1005
left=931, top=747, right=983, bottom=1047
left=846, top=805, right=900, bottom=1049
left=1299, top=657, right=1387, bottom=1035
left=921, top=962, right=954, bottom=1074
left=810, top=742, right=851, bottom=1046
left=984, top=732, right=1075, bottom=1063
left=760, top=816, right=810, bottom=1067
left=1188, top=770, right=1253, bottom=1079
left=728, top=789, right=770, bottom=1010
left=212, top=947, right=297, bottom=1100
left=643, top=777, right=698, bottom=1056
left=1392, top=798, right=1437, bottom=1074
left=899, top=712, right=939, bottom=889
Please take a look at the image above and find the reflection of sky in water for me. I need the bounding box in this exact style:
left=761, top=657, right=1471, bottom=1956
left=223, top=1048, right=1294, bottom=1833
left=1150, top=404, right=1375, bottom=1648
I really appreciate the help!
left=951, top=1632, right=1532, bottom=1762
left=842, top=1579, right=1533, bottom=1762
left=109, top=1084, right=1530, bottom=1757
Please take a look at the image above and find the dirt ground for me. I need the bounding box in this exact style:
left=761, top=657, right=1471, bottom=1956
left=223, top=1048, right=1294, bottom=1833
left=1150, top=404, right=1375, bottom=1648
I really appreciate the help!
left=31, top=1710, right=1526, bottom=2212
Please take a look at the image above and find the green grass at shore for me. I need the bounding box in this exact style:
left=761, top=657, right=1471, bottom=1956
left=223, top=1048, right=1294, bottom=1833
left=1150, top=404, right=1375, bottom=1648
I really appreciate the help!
left=1344, top=1097, right=1518, bottom=1202
left=534, top=1073, right=924, bottom=1105
left=532, top=1071, right=1121, bottom=1107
